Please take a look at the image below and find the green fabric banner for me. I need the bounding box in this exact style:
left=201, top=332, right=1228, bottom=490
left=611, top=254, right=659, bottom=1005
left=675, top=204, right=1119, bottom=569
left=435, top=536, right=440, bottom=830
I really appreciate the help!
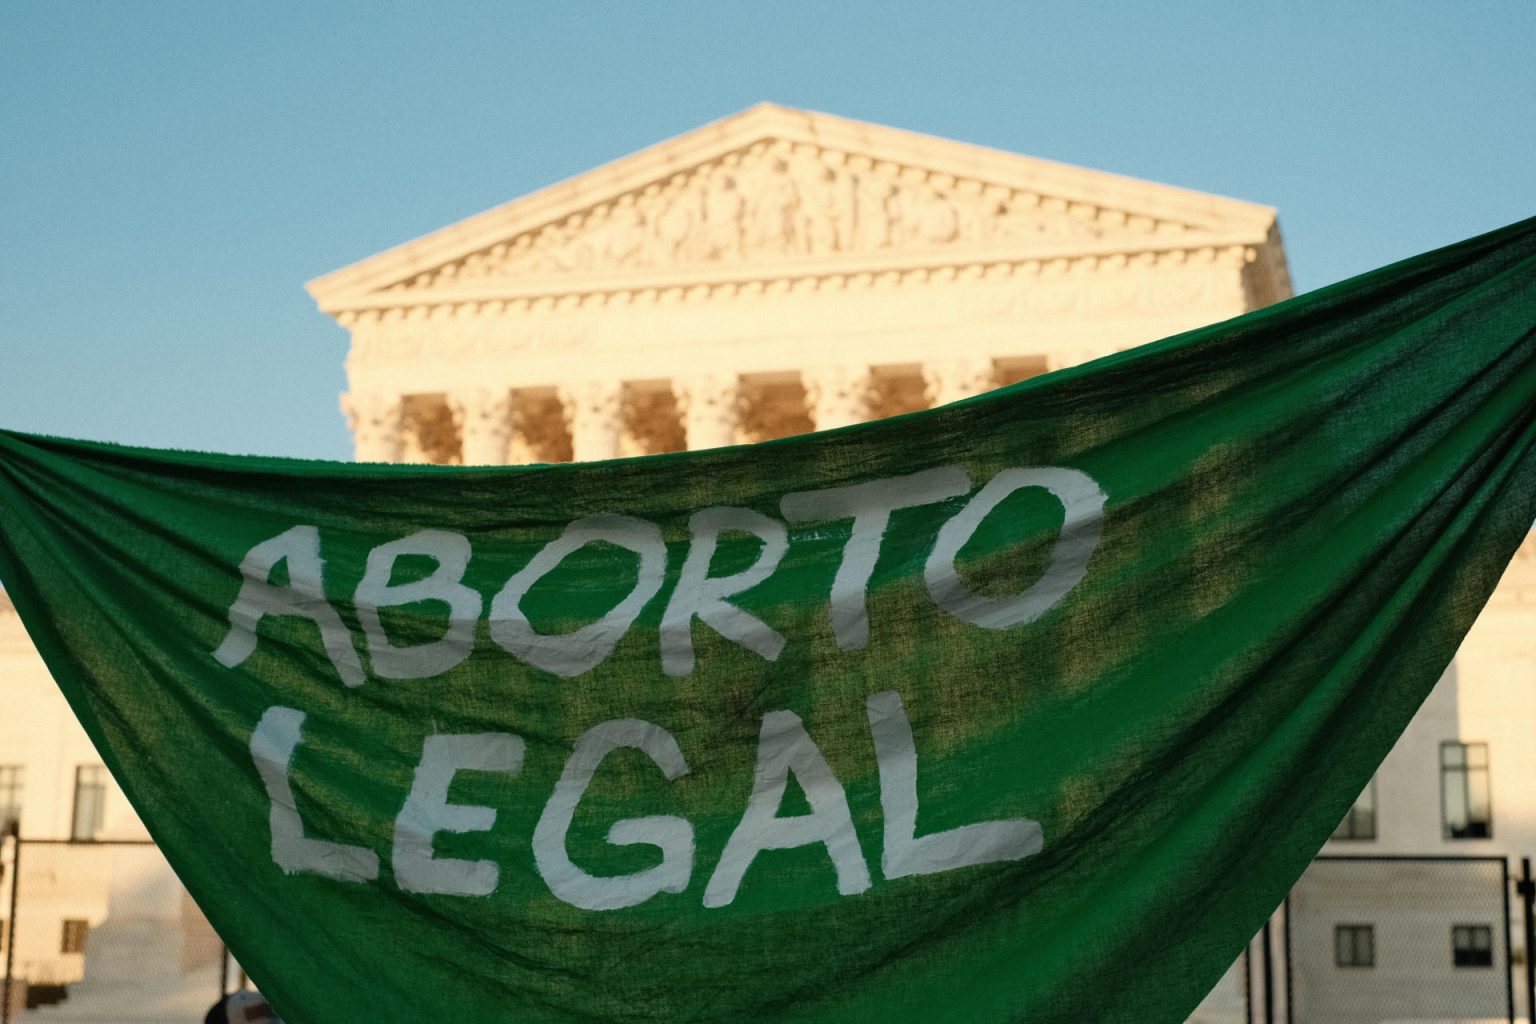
left=2, top=218, right=1535, bottom=1023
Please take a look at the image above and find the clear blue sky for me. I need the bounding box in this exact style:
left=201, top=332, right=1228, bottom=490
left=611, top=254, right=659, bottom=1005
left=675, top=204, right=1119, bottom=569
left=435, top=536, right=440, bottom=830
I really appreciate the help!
left=3, top=2, right=1532, bottom=460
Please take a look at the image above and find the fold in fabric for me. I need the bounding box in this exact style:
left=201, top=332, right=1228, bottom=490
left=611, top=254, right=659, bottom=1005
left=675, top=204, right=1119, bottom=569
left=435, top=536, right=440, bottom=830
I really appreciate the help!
left=1, top=216, right=1534, bottom=1024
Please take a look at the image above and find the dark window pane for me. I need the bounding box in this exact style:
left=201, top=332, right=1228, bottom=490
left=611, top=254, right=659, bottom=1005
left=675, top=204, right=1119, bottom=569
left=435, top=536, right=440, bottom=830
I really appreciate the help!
left=1441, top=743, right=1492, bottom=840
left=71, top=765, right=106, bottom=842
left=1332, top=779, right=1377, bottom=840
left=1335, top=924, right=1374, bottom=968
left=60, top=919, right=89, bottom=955
left=0, top=765, right=21, bottom=835
left=1452, top=925, right=1494, bottom=968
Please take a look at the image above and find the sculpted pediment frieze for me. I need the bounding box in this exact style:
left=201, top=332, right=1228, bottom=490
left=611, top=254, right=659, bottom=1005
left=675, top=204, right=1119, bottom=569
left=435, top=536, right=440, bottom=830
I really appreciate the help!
left=385, top=143, right=1196, bottom=293
left=310, top=105, right=1283, bottom=309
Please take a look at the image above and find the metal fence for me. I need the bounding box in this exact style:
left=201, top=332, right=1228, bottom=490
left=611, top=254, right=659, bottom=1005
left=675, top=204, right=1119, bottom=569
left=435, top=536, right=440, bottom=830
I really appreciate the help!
left=1, top=830, right=243, bottom=1024
left=1286, top=855, right=1516, bottom=1024
left=4, top=828, right=1533, bottom=1024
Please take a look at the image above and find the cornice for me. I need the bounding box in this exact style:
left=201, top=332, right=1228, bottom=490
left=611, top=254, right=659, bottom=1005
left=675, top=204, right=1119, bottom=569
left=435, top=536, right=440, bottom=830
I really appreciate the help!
left=333, top=235, right=1268, bottom=321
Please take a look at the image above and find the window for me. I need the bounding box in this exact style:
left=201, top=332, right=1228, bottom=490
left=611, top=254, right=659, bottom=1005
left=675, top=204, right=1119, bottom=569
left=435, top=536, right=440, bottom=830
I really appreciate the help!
left=1452, top=924, right=1493, bottom=967
left=1331, top=778, right=1376, bottom=840
left=60, top=919, right=89, bottom=955
left=0, top=765, right=21, bottom=836
left=71, top=765, right=106, bottom=841
left=1441, top=742, right=1492, bottom=839
left=1334, top=924, right=1375, bottom=968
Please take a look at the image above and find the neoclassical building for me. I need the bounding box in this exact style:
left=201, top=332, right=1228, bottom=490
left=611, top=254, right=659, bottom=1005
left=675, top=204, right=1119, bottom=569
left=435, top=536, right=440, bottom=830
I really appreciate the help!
left=1, top=106, right=1529, bottom=1023
left=307, top=103, right=1291, bottom=466
left=305, top=107, right=1533, bottom=1020
left=307, top=103, right=1535, bottom=1022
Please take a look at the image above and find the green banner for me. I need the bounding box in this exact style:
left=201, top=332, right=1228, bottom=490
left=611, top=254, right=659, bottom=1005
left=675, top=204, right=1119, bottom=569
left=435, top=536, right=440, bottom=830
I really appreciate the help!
left=2, top=217, right=1535, bottom=1023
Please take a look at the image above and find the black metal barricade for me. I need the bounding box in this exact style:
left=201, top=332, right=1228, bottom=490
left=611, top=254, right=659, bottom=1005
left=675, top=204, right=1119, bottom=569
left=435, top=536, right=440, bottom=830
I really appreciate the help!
left=1, top=829, right=235, bottom=1024
left=1284, top=855, right=1515, bottom=1024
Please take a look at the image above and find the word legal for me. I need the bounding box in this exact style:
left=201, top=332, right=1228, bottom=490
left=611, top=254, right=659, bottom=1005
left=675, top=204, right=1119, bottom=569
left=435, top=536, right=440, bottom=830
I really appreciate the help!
left=251, top=690, right=1044, bottom=910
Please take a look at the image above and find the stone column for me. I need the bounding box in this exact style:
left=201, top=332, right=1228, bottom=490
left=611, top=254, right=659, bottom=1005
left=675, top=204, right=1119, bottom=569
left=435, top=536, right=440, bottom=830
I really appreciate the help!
left=450, top=388, right=514, bottom=466
left=922, top=358, right=995, bottom=407
left=340, top=391, right=403, bottom=463
left=675, top=374, right=740, bottom=451
left=560, top=381, right=624, bottom=462
left=804, top=365, right=871, bottom=431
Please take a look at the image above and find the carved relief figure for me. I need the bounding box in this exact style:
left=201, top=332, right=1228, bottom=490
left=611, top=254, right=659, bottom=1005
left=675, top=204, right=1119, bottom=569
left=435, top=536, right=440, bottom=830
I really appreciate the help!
left=418, top=141, right=1178, bottom=285
left=702, top=165, right=746, bottom=262
left=744, top=154, right=801, bottom=255
left=652, top=179, right=696, bottom=264
left=853, top=172, right=893, bottom=251
left=792, top=149, right=841, bottom=255
left=917, top=186, right=959, bottom=244
left=598, top=201, right=646, bottom=268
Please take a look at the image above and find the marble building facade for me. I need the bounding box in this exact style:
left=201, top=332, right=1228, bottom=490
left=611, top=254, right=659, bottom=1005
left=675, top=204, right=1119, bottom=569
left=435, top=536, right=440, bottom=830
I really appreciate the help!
left=307, top=103, right=1535, bottom=1024
left=2, top=105, right=1530, bottom=1022
left=307, top=103, right=1291, bottom=467
left=305, top=105, right=1532, bottom=1020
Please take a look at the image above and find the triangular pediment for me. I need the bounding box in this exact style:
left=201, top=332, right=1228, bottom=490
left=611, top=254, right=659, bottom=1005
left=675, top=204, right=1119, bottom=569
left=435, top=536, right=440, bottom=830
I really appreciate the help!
left=309, top=104, right=1281, bottom=311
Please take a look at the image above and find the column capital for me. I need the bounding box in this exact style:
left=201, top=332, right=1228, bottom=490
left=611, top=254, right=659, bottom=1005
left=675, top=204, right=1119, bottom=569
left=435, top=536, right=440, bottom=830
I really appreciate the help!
left=922, top=358, right=996, bottom=408
left=675, top=374, right=741, bottom=451
left=449, top=388, right=514, bottom=466
left=560, top=380, right=625, bottom=462
left=804, top=365, right=871, bottom=431
left=339, top=391, right=403, bottom=463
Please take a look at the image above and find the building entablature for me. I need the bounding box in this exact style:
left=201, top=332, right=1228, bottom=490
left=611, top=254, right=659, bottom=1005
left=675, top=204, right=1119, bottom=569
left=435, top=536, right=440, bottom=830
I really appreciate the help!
left=327, top=234, right=1280, bottom=317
